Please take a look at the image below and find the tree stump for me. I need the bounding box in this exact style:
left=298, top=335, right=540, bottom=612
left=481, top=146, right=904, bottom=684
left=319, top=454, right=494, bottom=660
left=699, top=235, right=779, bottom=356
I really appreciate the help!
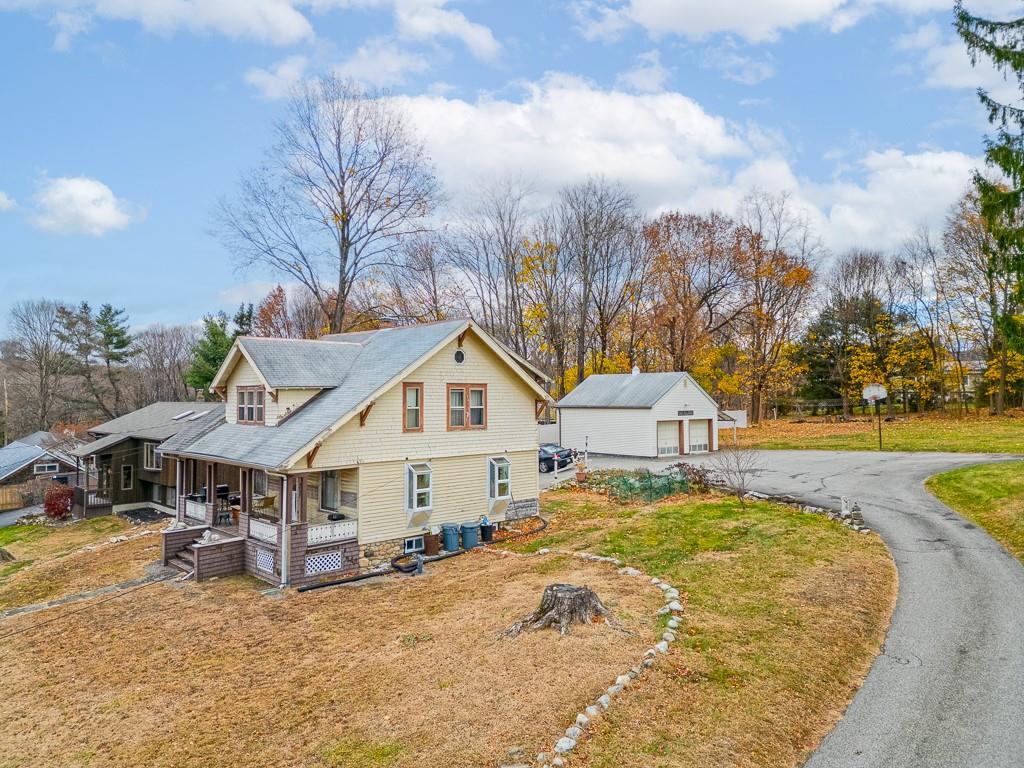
left=503, top=583, right=615, bottom=637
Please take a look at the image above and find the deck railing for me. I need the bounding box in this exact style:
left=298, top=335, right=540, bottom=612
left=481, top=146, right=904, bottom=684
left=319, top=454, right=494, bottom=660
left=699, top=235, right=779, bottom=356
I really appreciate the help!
left=308, top=519, right=357, bottom=545
left=249, top=518, right=279, bottom=544
left=184, top=499, right=207, bottom=521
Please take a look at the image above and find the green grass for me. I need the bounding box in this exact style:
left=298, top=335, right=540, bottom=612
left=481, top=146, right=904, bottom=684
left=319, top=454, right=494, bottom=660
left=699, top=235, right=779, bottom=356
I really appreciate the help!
left=739, top=415, right=1024, bottom=453
left=505, top=490, right=895, bottom=768
left=0, top=523, right=49, bottom=548
left=321, top=738, right=405, bottom=768
left=927, top=460, right=1024, bottom=563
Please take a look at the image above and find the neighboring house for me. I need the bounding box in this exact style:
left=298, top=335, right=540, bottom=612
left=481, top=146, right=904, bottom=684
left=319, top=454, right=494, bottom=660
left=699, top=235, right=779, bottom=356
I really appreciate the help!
left=72, top=402, right=225, bottom=518
left=0, top=440, right=78, bottom=487
left=556, top=368, right=720, bottom=458
left=157, top=319, right=551, bottom=587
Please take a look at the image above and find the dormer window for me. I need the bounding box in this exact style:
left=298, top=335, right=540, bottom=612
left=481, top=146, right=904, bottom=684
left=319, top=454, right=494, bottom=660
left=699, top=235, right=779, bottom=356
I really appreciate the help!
left=237, top=387, right=265, bottom=425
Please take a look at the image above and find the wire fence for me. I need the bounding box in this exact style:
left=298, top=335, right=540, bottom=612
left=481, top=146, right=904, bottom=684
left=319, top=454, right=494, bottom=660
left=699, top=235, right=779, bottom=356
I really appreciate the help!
left=598, top=468, right=691, bottom=504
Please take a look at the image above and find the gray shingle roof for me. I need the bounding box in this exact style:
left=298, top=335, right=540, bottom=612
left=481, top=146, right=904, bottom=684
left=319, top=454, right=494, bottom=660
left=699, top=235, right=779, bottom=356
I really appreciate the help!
left=0, top=441, right=75, bottom=481
left=76, top=402, right=226, bottom=458
left=239, top=337, right=365, bottom=389
left=165, top=319, right=468, bottom=469
left=556, top=372, right=686, bottom=409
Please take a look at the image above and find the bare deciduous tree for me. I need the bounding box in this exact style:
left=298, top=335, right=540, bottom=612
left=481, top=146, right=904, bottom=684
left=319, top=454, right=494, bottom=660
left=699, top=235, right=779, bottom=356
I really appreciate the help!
left=711, top=444, right=766, bottom=503
left=218, top=75, right=439, bottom=334
left=6, top=300, right=72, bottom=431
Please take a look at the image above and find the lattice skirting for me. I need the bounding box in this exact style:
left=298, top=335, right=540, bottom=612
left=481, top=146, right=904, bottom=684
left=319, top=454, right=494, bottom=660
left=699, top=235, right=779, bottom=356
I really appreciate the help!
left=305, top=550, right=345, bottom=575
left=255, top=549, right=276, bottom=574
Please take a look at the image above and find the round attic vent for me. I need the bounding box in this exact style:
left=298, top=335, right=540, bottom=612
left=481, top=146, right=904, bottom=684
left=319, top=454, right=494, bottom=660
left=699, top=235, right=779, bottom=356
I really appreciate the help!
left=454, top=349, right=466, bottom=364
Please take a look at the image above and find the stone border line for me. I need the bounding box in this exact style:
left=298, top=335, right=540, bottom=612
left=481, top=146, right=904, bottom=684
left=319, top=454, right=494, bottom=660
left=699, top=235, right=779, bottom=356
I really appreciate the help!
left=482, top=546, right=683, bottom=767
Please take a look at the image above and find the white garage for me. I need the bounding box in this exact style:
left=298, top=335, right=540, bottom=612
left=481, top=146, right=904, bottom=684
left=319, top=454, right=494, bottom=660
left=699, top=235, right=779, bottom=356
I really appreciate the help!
left=556, top=368, right=721, bottom=458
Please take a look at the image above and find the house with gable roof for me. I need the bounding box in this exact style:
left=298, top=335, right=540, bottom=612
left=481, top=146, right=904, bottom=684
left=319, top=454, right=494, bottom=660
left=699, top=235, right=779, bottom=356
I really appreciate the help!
left=157, top=319, right=552, bottom=587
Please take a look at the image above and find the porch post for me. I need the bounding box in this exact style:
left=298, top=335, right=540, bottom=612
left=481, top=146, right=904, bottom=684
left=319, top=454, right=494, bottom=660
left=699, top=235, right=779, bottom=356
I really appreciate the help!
left=297, top=475, right=307, bottom=523
left=175, top=458, right=185, bottom=521
left=205, top=462, right=216, bottom=524
left=279, top=475, right=291, bottom=588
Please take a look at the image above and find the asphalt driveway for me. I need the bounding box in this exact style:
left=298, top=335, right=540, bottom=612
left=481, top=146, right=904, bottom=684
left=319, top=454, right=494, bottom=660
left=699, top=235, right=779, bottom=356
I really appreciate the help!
left=545, top=450, right=1024, bottom=767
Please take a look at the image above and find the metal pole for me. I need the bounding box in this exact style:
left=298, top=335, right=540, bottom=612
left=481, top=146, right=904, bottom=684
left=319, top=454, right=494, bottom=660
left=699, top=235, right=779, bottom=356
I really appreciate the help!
left=876, top=400, right=882, bottom=451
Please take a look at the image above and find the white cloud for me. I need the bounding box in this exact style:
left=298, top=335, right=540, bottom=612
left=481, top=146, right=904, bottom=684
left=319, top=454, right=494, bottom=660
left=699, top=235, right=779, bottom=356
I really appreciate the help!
left=615, top=49, right=669, bottom=93
left=398, top=74, right=977, bottom=252
left=573, top=0, right=1024, bottom=44
left=703, top=39, right=775, bottom=84
left=49, top=9, right=90, bottom=50
left=245, top=54, right=308, bottom=99
left=814, top=149, right=978, bottom=251
left=0, top=0, right=313, bottom=45
left=31, top=176, right=141, bottom=236
left=899, top=22, right=1023, bottom=105
left=393, top=0, right=499, bottom=60
left=0, top=191, right=15, bottom=211
left=335, top=36, right=429, bottom=87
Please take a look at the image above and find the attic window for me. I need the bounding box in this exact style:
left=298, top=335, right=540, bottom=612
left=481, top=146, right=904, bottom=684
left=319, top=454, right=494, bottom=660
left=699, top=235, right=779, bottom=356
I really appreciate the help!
left=237, top=387, right=265, bottom=425
left=171, top=410, right=194, bottom=420
left=454, top=349, right=466, bottom=364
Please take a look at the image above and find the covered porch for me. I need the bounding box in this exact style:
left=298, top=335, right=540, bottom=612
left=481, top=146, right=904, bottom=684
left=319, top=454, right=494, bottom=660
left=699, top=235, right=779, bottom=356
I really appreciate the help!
left=168, top=457, right=360, bottom=585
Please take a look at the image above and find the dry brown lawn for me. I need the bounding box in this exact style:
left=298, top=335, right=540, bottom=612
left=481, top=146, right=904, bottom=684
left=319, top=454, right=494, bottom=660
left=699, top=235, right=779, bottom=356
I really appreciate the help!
left=0, top=520, right=164, bottom=611
left=0, top=550, right=660, bottom=768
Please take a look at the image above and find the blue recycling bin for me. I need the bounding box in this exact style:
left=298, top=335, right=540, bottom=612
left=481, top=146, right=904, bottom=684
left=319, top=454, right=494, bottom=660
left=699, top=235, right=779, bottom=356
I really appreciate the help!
left=460, top=522, right=481, bottom=549
left=441, top=523, right=460, bottom=551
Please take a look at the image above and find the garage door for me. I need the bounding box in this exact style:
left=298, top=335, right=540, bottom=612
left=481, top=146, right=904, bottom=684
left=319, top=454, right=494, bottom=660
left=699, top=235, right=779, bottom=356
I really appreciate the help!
left=689, top=419, right=709, bottom=453
left=657, top=421, right=679, bottom=456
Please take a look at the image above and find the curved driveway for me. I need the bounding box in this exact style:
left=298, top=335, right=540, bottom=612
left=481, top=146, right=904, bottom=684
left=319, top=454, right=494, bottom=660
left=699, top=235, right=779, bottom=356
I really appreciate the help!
left=544, top=450, right=1024, bottom=767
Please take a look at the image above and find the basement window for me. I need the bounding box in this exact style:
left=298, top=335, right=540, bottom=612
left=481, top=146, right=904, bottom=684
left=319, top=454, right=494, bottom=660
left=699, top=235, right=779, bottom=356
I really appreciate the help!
left=404, top=536, right=425, bottom=554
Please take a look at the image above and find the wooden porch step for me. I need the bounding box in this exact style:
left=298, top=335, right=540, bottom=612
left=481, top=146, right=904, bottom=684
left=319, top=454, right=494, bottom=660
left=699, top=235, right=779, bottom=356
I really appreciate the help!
left=176, top=547, right=195, bottom=565
left=168, top=556, right=194, bottom=573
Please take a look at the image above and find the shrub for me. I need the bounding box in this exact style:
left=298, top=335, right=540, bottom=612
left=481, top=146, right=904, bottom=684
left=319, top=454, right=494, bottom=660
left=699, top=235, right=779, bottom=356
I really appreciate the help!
left=44, top=484, right=74, bottom=520
left=672, top=462, right=715, bottom=494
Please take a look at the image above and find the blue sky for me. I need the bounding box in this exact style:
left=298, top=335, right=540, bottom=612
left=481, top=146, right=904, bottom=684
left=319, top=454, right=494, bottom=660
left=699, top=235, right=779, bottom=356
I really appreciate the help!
left=0, top=0, right=1018, bottom=333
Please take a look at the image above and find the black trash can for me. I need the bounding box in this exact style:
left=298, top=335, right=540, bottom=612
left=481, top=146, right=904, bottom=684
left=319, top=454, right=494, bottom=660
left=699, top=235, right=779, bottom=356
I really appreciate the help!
left=480, top=523, right=495, bottom=543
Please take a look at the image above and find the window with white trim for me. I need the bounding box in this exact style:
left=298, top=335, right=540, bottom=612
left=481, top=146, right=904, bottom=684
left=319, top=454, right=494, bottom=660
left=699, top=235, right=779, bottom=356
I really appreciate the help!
left=405, top=462, right=432, bottom=523
left=143, top=442, right=162, bottom=471
left=488, top=456, right=511, bottom=500
left=121, top=463, right=134, bottom=491
left=33, top=462, right=59, bottom=474
left=404, top=535, right=425, bottom=554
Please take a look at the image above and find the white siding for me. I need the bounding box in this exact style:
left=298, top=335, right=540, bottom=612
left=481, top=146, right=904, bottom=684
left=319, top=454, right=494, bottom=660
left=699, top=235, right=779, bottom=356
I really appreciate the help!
left=356, top=449, right=538, bottom=544
left=306, top=332, right=539, bottom=469
left=558, top=407, right=655, bottom=457
left=557, top=373, right=720, bottom=458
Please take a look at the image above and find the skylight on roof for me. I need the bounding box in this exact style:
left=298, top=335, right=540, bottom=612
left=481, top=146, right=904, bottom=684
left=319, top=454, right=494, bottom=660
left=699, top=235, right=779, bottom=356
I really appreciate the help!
left=187, top=410, right=211, bottom=421
left=171, top=410, right=195, bottom=420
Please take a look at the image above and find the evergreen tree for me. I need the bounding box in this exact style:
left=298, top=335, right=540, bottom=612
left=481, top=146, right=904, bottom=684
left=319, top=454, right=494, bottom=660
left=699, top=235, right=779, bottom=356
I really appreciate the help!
left=232, top=302, right=254, bottom=337
left=955, top=3, right=1024, bottom=353
left=56, top=301, right=134, bottom=418
left=186, top=313, right=233, bottom=398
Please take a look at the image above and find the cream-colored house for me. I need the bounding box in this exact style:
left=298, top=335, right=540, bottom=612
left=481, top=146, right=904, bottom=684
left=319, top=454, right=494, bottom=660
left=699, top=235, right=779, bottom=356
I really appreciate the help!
left=158, top=319, right=551, bottom=587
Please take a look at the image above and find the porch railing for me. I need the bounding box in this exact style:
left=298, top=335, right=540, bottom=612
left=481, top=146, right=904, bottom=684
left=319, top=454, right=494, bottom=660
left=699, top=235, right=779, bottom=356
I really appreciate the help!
left=249, top=518, right=279, bottom=544
left=184, top=499, right=206, bottom=521
left=308, top=520, right=357, bottom=545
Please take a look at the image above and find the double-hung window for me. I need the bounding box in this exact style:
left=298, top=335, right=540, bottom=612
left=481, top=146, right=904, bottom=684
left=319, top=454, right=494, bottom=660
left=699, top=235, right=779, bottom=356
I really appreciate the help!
left=237, top=387, right=265, bottom=425
left=403, top=382, right=423, bottom=432
left=447, top=383, right=487, bottom=430
left=488, top=456, right=511, bottom=500
left=405, top=462, right=432, bottom=524
left=144, top=442, right=162, bottom=471
left=320, top=470, right=338, bottom=511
